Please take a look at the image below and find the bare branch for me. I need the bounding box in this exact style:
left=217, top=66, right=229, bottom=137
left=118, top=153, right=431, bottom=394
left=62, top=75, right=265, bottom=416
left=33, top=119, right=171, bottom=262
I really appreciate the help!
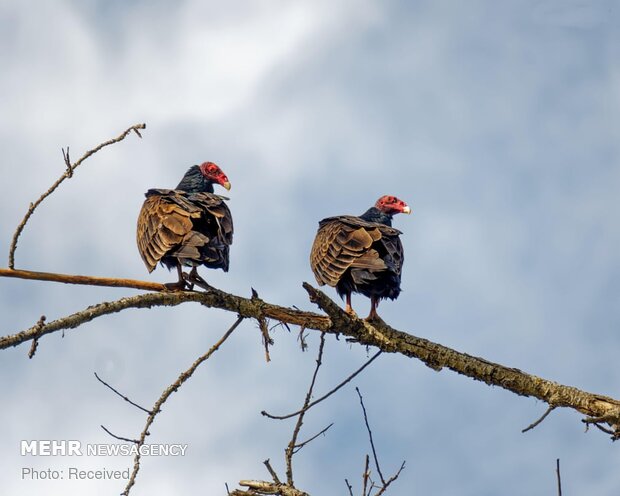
left=8, top=123, right=146, bottom=269
left=372, top=461, right=406, bottom=496
left=292, top=423, right=334, bottom=454
left=583, top=420, right=617, bottom=438
left=263, top=459, right=282, bottom=485
left=122, top=316, right=243, bottom=496
left=94, top=372, right=152, bottom=414
left=356, top=388, right=385, bottom=485
left=285, top=333, right=327, bottom=486
left=62, top=147, right=72, bottom=176
left=556, top=458, right=562, bottom=496
left=362, top=454, right=370, bottom=496
left=262, top=351, right=382, bottom=420
left=345, top=479, right=354, bottom=496
left=27, top=315, right=45, bottom=358
left=297, top=326, right=308, bottom=352
left=258, top=317, right=272, bottom=362
left=522, top=405, right=556, bottom=433
left=100, top=425, right=139, bottom=444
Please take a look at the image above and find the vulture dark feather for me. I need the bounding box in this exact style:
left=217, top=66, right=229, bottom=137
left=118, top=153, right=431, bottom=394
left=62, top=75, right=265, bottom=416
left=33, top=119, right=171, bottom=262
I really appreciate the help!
left=310, top=195, right=410, bottom=321
left=136, top=162, right=233, bottom=289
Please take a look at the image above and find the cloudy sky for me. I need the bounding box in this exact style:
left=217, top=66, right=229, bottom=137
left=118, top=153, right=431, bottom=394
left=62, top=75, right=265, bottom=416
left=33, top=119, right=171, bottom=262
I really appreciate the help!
left=1, top=0, right=619, bottom=494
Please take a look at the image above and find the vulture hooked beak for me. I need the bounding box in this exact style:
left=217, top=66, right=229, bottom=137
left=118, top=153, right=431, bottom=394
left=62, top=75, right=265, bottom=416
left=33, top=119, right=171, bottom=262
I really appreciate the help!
left=402, top=205, right=412, bottom=214
left=222, top=181, right=232, bottom=191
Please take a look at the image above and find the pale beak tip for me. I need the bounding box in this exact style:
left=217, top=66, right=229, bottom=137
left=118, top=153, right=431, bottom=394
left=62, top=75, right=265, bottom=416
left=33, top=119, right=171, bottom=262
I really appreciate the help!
left=402, top=206, right=412, bottom=214
left=222, top=181, right=232, bottom=191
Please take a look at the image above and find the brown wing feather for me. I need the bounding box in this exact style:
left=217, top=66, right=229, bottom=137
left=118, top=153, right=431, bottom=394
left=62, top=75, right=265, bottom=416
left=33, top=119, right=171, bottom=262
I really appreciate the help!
left=137, top=191, right=233, bottom=273
left=310, top=217, right=384, bottom=287
left=137, top=194, right=196, bottom=272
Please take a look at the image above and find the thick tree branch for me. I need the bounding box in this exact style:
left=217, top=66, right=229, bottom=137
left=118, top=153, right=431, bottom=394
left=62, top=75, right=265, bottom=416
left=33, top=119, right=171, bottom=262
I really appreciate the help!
left=232, top=480, right=310, bottom=496
left=0, top=268, right=165, bottom=291
left=8, top=123, right=146, bottom=269
left=0, top=286, right=330, bottom=351
left=302, top=283, right=620, bottom=439
left=2, top=274, right=620, bottom=439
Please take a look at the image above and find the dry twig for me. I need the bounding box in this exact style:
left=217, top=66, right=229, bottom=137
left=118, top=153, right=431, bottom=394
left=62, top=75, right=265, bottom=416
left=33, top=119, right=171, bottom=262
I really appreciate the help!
left=292, top=423, right=334, bottom=455
left=356, top=388, right=385, bottom=485
left=122, top=316, right=243, bottom=496
left=27, top=315, right=45, bottom=358
left=285, top=333, right=327, bottom=486
left=94, top=372, right=152, bottom=414
left=263, top=459, right=282, bottom=485
left=362, top=454, right=370, bottom=496
left=100, top=425, right=139, bottom=444
left=8, top=123, right=146, bottom=269
left=372, top=462, right=406, bottom=496
left=262, top=351, right=382, bottom=420
left=522, top=405, right=556, bottom=433
left=345, top=478, right=354, bottom=496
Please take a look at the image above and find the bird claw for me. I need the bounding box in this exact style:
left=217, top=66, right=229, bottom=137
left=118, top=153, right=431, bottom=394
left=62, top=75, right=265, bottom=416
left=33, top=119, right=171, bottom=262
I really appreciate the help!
left=163, top=280, right=188, bottom=291
left=344, top=306, right=358, bottom=318
left=181, top=271, right=196, bottom=290
left=365, top=314, right=386, bottom=325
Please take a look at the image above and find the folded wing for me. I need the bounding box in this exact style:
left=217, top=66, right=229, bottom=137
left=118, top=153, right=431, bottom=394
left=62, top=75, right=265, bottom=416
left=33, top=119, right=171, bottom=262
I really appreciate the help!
left=137, top=189, right=233, bottom=273
left=310, top=215, right=403, bottom=292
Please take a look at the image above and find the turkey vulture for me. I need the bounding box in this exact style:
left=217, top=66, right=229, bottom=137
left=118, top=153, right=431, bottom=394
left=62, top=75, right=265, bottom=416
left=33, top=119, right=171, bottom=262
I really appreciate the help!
left=136, top=162, right=233, bottom=289
left=310, top=195, right=411, bottom=321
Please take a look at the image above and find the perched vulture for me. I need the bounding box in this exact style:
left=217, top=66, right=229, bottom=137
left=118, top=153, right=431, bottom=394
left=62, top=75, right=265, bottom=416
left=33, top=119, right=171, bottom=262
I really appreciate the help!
left=136, top=162, right=233, bottom=289
left=310, top=195, right=411, bottom=320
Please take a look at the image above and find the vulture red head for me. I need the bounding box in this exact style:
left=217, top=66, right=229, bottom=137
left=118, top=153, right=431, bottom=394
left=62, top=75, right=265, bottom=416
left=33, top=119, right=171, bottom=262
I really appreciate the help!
left=199, top=162, right=231, bottom=191
left=174, top=161, right=231, bottom=193
left=375, top=195, right=411, bottom=215
left=310, top=195, right=411, bottom=321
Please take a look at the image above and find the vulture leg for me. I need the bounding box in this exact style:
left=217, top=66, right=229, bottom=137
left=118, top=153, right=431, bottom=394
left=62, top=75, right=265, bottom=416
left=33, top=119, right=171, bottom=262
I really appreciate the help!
left=164, top=263, right=187, bottom=291
left=344, top=292, right=356, bottom=316
left=182, top=266, right=198, bottom=290
left=366, top=296, right=383, bottom=322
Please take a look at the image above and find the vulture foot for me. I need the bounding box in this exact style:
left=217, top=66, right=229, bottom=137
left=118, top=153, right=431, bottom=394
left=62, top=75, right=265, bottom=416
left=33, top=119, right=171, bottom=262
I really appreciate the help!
left=365, top=313, right=386, bottom=325
left=164, top=280, right=189, bottom=291
left=344, top=306, right=358, bottom=318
